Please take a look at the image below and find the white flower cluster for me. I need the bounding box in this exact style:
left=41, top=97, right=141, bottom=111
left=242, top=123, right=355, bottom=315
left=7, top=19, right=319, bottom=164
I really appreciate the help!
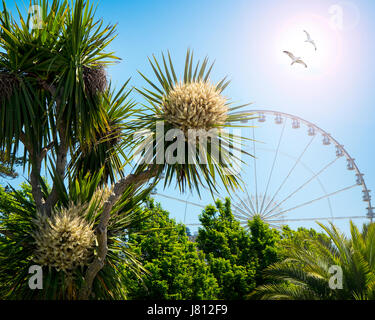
left=33, top=204, right=95, bottom=273
left=163, top=81, right=228, bottom=134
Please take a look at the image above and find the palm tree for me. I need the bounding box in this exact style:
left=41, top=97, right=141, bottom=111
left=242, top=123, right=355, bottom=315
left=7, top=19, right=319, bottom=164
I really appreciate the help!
left=0, top=0, right=118, bottom=215
left=133, top=49, right=254, bottom=196
left=254, top=221, right=375, bottom=300
left=0, top=1, right=253, bottom=299
left=0, top=170, right=150, bottom=299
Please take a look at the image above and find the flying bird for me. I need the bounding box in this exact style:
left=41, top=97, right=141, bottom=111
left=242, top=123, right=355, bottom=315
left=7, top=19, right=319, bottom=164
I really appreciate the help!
left=283, top=51, right=307, bottom=68
left=303, top=30, right=317, bottom=51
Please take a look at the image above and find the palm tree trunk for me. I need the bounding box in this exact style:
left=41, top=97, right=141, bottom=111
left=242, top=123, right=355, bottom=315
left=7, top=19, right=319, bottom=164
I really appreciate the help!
left=79, top=165, right=159, bottom=299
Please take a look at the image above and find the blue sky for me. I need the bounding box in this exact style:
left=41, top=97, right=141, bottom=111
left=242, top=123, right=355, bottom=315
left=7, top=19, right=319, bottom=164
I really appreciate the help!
left=3, top=0, right=375, bottom=234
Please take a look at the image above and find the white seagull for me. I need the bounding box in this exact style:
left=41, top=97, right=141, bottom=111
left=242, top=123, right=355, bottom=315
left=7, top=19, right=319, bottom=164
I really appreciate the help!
left=283, top=51, right=307, bottom=68
left=303, top=30, right=317, bottom=51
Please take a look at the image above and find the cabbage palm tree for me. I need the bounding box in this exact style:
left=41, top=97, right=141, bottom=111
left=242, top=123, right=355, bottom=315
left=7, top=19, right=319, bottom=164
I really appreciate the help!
left=0, top=0, right=119, bottom=215
left=132, top=49, right=254, bottom=195
left=0, top=1, right=253, bottom=299
left=254, top=221, right=375, bottom=300
left=0, top=169, right=152, bottom=299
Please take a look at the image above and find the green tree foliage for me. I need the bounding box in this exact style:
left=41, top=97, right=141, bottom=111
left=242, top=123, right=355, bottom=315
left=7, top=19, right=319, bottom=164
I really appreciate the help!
left=124, top=199, right=219, bottom=300
left=248, top=216, right=280, bottom=286
left=196, top=198, right=257, bottom=299
left=255, top=221, right=375, bottom=300
left=0, top=183, right=34, bottom=296
left=278, top=225, right=331, bottom=257
left=196, top=199, right=334, bottom=299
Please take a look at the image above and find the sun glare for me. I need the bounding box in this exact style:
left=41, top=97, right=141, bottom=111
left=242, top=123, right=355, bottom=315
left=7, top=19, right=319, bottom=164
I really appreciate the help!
left=274, top=14, right=343, bottom=80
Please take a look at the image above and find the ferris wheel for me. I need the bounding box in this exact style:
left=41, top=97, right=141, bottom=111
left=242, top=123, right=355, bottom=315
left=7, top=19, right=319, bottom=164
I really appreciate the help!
left=153, top=110, right=374, bottom=230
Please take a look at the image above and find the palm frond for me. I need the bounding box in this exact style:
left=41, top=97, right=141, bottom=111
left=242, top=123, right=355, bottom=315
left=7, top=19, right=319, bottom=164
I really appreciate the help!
left=257, top=221, right=375, bottom=300
left=69, top=80, right=136, bottom=184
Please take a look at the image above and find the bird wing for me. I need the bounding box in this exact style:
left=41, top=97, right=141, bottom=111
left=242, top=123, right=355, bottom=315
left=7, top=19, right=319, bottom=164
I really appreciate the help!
left=304, top=30, right=311, bottom=41
left=312, top=41, right=317, bottom=51
left=283, top=51, right=296, bottom=60
left=296, top=59, right=307, bottom=68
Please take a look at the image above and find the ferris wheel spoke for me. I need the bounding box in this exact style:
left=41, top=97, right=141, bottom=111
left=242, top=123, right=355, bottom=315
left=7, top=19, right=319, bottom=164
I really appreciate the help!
left=267, top=222, right=283, bottom=230
left=268, top=215, right=368, bottom=223
left=233, top=190, right=255, bottom=216
left=155, top=193, right=206, bottom=209
left=262, top=135, right=316, bottom=215
left=259, top=119, right=287, bottom=215
left=239, top=220, right=284, bottom=230
left=263, top=156, right=340, bottom=218
left=183, top=195, right=190, bottom=224
left=257, top=146, right=334, bottom=220
left=243, top=185, right=257, bottom=214
left=266, top=184, right=358, bottom=219
left=234, top=213, right=252, bottom=221
left=232, top=201, right=253, bottom=219
left=232, top=202, right=253, bottom=219
left=252, top=123, right=259, bottom=213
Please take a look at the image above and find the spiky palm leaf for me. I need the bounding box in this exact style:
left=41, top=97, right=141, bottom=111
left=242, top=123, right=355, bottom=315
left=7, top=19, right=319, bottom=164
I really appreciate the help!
left=69, top=80, right=137, bottom=185
left=254, top=221, right=375, bottom=300
left=130, top=49, right=255, bottom=196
